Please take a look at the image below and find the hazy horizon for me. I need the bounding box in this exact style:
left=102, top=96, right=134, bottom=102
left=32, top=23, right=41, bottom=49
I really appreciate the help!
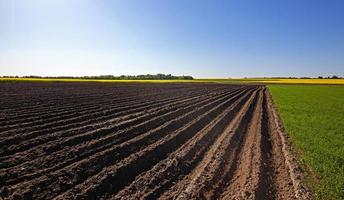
left=1, top=0, right=344, bottom=78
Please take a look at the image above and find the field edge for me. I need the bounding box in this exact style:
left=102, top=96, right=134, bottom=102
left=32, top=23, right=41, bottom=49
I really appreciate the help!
left=266, top=89, right=312, bottom=199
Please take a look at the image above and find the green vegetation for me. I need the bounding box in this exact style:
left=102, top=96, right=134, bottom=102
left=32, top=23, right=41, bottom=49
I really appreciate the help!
left=268, top=85, right=344, bottom=200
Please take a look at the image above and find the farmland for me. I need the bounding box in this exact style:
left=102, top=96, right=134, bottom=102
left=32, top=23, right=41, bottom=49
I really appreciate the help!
left=269, top=85, right=344, bottom=200
left=0, top=82, right=309, bottom=199
left=235, top=78, right=344, bottom=85
left=1, top=77, right=344, bottom=85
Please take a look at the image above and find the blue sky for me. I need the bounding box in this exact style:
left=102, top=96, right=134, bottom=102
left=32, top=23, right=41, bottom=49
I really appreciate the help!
left=0, top=0, right=343, bottom=78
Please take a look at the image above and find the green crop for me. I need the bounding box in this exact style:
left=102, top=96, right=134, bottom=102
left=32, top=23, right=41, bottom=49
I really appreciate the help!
left=269, top=85, right=344, bottom=200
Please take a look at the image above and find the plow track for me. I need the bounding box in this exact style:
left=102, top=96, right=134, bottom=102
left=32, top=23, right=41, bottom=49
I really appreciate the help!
left=0, top=82, right=308, bottom=200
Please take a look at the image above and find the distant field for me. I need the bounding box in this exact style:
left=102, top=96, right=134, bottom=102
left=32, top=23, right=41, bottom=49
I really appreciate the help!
left=197, top=78, right=344, bottom=85
left=0, top=77, right=244, bottom=83
left=251, top=78, right=344, bottom=85
left=268, top=85, right=344, bottom=200
left=0, top=77, right=204, bottom=83
left=1, top=77, right=343, bottom=85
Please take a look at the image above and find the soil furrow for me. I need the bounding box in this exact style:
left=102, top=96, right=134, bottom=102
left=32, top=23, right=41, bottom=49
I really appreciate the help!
left=0, top=90, right=200, bottom=135
left=0, top=89, right=236, bottom=184
left=148, top=89, right=259, bottom=200
left=48, top=89, right=251, bottom=200
left=0, top=83, right=306, bottom=200
left=0, top=89, right=236, bottom=167
left=0, top=90, right=209, bottom=153
left=215, top=89, right=264, bottom=199
left=112, top=89, right=257, bottom=200
left=3, top=88, right=246, bottom=199
left=0, top=85, right=212, bottom=129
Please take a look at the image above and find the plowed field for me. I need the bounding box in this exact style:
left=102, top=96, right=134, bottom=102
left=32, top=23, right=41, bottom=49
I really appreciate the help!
left=0, top=83, right=308, bottom=200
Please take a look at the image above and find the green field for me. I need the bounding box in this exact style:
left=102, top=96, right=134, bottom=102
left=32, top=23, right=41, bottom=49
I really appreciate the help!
left=268, top=85, right=344, bottom=200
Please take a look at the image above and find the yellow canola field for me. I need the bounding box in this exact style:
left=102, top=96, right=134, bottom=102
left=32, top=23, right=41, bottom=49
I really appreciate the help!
left=1, top=78, right=343, bottom=85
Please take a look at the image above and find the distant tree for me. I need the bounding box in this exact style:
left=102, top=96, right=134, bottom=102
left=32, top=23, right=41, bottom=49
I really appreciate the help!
left=12, top=74, right=194, bottom=80
left=331, top=75, right=339, bottom=79
left=318, top=76, right=323, bottom=79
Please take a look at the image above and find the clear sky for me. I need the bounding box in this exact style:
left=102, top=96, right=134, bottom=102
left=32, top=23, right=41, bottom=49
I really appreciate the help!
left=0, top=0, right=343, bottom=78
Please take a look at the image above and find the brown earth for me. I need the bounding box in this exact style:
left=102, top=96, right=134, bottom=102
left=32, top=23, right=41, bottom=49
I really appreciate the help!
left=0, top=82, right=310, bottom=200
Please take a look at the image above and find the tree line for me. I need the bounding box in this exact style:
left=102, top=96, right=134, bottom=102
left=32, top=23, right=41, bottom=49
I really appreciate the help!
left=1, top=74, right=194, bottom=80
